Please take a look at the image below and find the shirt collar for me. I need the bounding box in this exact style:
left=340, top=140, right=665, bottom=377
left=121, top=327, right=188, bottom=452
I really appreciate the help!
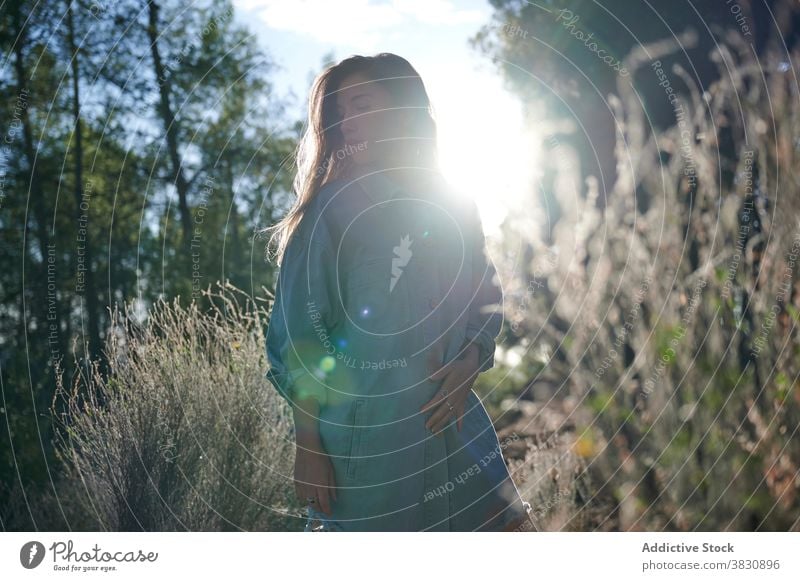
left=348, top=162, right=446, bottom=205
left=353, top=165, right=404, bottom=205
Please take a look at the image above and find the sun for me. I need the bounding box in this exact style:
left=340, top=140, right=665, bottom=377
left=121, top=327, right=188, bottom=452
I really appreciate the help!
left=428, top=71, right=541, bottom=235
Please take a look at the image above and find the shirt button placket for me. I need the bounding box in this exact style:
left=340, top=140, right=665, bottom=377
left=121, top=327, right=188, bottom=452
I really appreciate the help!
left=422, top=433, right=450, bottom=531
left=417, top=246, right=439, bottom=346
left=422, top=299, right=438, bottom=345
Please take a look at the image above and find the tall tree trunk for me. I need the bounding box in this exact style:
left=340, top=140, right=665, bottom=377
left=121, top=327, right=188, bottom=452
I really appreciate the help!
left=228, top=165, right=242, bottom=277
left=66, top=0, right=102, bottom=367
left=11, top=0, right=68, bottom=386
left=146, top=0, right=194, bottom=251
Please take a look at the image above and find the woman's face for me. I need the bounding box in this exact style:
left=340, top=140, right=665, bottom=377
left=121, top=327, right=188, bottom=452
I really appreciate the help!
left=334, top=72, right=410, bottom=168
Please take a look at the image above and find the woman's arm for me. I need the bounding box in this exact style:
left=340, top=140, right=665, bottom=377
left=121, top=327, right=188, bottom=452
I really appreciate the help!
left=461, top=200, right=504, bottom=373
left=420, top=199, right=503, bottom=434
left=264, top=222, right=341, bottom=514
left=291, top=394, right=324, bottom=451
left=264, top=229, right=340, bottom=412
left=289, top=391, right=337, bottom=515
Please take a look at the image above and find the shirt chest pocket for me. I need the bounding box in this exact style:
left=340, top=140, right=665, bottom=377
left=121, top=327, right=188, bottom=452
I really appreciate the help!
left=343, top=257, right=412, bottom=338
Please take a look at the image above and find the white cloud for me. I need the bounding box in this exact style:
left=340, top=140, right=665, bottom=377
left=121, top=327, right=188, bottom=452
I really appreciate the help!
left=234, top=0, right=485, bottom=47
left=391, top=0, right=484, bottom=24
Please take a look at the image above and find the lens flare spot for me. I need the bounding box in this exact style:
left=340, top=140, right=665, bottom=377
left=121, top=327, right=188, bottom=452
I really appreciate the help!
left=320, top=356, right=336, bottom=372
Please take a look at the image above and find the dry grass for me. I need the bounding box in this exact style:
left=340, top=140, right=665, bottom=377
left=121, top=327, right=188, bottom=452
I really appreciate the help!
left=47, top=283, right=300, bottom=531
left=499, top=36, right=800, bottom=531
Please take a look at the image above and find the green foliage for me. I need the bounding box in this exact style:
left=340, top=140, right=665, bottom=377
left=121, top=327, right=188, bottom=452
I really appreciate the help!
left=0, top=0, right=298, bottom=528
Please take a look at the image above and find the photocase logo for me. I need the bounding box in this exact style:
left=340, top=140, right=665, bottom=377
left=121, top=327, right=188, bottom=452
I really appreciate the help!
left=390, top=234, right=413, bottom=293
left=20, top=541, right=46, bottom=569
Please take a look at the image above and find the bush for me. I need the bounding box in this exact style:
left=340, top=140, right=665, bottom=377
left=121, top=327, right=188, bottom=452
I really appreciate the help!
left=504, top=37, right=800, bottom=530
left=50, top=283, right=301, bottom=531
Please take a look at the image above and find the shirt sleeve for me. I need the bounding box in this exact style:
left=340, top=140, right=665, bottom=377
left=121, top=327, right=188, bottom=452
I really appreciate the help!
left=463, top=200, right=504, bottom=373
left=264, top=218, right=341, bottom=409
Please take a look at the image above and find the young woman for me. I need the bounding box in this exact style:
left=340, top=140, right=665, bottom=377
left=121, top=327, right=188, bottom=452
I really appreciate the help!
left=263, top=53, right=534, bottom=532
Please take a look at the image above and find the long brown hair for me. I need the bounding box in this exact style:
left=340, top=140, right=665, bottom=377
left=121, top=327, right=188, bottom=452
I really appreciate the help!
left=261, top=53, right=439, bottom=267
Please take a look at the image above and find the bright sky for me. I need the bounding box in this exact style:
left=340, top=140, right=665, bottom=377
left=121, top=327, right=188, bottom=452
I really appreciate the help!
left=231, top=0, right=540, bottom=235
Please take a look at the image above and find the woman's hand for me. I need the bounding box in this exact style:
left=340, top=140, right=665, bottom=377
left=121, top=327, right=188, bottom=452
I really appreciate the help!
left=419, top=343, right=481, bottom=435
left=293, top=441, right=338, bottom=516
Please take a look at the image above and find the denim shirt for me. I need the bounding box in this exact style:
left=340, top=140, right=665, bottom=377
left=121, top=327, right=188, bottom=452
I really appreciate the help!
left=265, top=167, right=531, bottom=531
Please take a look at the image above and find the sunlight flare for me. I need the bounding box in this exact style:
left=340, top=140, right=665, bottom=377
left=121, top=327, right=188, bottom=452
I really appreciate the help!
left=430, top=75, right=541, bottom=235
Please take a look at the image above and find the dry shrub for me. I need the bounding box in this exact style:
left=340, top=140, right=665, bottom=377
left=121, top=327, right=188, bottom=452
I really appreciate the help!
left=507, top=36, right=800, bottom=531
left=50, top=283, right=300, bottom=531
